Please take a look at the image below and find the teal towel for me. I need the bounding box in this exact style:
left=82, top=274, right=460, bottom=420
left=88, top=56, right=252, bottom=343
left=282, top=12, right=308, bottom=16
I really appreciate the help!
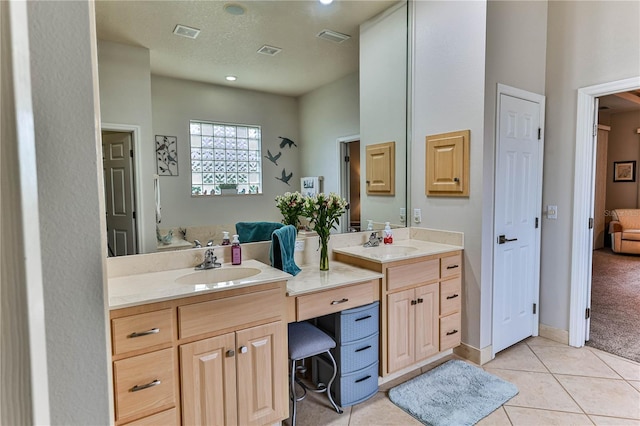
left=236, top=221, right=284, bottom=244
left=270, top=225, right=301, bottom=276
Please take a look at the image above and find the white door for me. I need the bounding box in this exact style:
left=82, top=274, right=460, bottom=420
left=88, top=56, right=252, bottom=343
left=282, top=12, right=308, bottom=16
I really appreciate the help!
left=493, top=89, right=544, bottom=355
left=103, top=131, right=137, bottom=256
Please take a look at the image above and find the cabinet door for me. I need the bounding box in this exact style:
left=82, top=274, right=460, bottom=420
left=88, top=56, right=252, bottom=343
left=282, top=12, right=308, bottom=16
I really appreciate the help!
left=236, top=321, right=287, bottom=426
left=366, top=141, right=395, bottom=195
left=426, top=130, right=469, bottom=196
left=180, top=333, right=237, bottom=426
left=414, top=283, right=439, bottom=362
left=387, top=288, right=415, bottom=373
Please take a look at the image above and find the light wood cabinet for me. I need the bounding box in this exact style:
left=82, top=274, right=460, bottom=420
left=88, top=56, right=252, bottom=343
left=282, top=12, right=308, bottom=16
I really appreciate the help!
left=334, top=249, right=463, bottom=376
left=366, top=141, right=395, bottom=195
left=426, top=130, right=470, bottom=197
left=110, top=281, right=288, bottom=425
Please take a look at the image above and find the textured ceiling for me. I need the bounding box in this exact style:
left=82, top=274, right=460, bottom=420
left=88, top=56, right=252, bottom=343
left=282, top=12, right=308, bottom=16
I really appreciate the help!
left=95, top=0, right=399, bottom=97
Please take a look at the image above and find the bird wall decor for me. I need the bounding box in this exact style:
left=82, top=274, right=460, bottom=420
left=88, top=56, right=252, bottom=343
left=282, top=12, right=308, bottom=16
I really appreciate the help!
left=276, top=168, right=293, bottom=185
left=278, top=136, right=298, bottom=149
left=264, top=149, right=282, bottom=166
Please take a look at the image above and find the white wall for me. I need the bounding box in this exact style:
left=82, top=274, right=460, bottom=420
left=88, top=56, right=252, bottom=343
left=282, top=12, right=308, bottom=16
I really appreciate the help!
left=541, top=0, right=640, bottom=331
left=411, top=1, right=487, bottom=349
left=299, top=72, right=359, bottom=196
left=360, top=3, right=408, bottom=226
left=151, top=75, right=300, bottom=229
left=27, top=1, right=111, bottom=423
left=98, top=41, right=156, bottom=253
left=605, top=110, right=640, bottom=210
left=481, top=1, right=548, bottom=349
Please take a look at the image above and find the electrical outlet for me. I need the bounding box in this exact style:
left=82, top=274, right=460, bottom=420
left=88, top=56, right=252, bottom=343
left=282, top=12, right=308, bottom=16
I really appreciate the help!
left=547, top=205, right=558, bottom=219
left=413, top=208, right=422, bottom=224
left=400, top=207, right=406, bottom=223
left=294, top=239, right=305, bottom=252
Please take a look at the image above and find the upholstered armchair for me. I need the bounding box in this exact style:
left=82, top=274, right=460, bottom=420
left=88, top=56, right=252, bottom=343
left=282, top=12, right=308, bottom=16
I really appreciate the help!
left=609, top=209, right=640, bottom=254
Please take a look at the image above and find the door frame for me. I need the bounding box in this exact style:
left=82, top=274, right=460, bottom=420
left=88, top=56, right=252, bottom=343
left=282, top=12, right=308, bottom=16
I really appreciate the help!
left=337, top=134, right=360, bottom=233
left=101, top=123, right=144, bottom=253
left=569, top=76, right=640, bottom=347
left=492, top=84, right=545, bottom=357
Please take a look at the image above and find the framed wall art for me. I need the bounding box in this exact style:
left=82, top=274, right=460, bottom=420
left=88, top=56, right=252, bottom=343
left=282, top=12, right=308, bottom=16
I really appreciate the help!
left=156, top=135, right=178, bottom=176
left=613, top=160, right=636, bottom=182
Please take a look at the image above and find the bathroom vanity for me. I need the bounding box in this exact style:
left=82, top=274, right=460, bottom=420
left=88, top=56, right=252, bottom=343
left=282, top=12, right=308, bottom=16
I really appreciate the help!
left=107, top=232, right=463, bottom=425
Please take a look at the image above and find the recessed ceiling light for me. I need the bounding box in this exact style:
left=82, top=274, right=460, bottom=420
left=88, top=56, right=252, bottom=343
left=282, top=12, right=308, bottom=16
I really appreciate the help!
left=319, top=0, right=333, bottom=4
left=225, top=75, right=237, bottom=81
left=224, top=3, right=245, bottom=15
left=173, top=24, right=200, bottom=39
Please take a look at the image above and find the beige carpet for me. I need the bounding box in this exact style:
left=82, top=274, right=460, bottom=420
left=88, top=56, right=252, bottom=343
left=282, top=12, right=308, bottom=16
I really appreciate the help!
left=587, top=248, right=640, bottom=363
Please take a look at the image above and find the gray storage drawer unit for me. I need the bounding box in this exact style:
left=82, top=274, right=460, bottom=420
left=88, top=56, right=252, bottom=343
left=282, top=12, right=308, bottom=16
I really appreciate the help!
left=314, top=301, right=379, bottom=406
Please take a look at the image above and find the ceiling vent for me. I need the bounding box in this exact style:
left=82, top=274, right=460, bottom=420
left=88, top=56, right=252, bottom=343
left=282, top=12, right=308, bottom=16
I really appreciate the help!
left=173, top=24, right=200, bottom=39
left=257, top=45, right=282, bottom=56
left=316, top=29, right=351, bottom=44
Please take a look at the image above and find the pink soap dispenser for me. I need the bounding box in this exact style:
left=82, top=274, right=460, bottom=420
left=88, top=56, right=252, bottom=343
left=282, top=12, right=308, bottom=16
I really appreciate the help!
left=383, top=222, right=393, bottom=245
left=231, top=234, right=242, bottom=265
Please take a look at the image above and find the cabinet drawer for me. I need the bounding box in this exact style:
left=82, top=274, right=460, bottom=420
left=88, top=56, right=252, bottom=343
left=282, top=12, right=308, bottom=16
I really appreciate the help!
left=314, top=357, right=378, bottom=407
left=179, top=288, right=282, bottom=339
left=121, top=407, right=178, bottom=426
left=440, top=313, right=461, bottom=350
left=334, top=333, right=379, bottom=375
left=440, top=253, right=462, bottom=279
left=296, top=281, right=375, bottom=321
left=114, top=348, right=176, bottom=422
left=112, top=309, right=174, bottom=356
left=387, top=259, right=439, bottom=292
left=317, top=301, right=379, bottom=343
left=440, top=277, right=461, bottom=316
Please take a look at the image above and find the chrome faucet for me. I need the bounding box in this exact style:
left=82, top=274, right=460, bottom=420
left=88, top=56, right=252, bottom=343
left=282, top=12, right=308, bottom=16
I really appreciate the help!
left=363, top=231, right=382, bottom=247
left=195, top=248, right=222, bottom=270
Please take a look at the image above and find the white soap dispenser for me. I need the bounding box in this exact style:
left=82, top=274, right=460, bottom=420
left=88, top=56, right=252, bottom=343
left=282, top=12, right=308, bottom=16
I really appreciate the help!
left=366, top=219, right=374, bottom=231
left=383, top=222, right=393, bottom=245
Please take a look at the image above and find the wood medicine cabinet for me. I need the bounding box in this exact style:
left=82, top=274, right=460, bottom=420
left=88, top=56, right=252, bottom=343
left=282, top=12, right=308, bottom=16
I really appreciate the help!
left=425, top=130, right=470, bottom=197
left=366, top=141, right=395, bottom=195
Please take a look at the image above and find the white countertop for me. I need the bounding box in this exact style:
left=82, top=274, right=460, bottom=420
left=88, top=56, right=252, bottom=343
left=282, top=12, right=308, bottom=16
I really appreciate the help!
left=108, top=259, right=292, bottom=310
left=286, top=261, right=383, bottom=296
left=332, top=239, right=462, bottom=263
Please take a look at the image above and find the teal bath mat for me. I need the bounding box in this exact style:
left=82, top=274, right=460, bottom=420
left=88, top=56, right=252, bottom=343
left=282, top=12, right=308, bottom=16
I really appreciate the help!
left=388, top=360, right=518, bottom=426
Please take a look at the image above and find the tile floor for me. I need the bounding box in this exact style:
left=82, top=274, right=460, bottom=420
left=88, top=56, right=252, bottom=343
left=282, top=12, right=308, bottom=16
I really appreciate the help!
left=286, top=337, right=640, bottom=425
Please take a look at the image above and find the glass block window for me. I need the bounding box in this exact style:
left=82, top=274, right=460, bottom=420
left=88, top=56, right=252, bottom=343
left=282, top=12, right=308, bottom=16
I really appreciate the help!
left=189, top=120, right=262, bottom=196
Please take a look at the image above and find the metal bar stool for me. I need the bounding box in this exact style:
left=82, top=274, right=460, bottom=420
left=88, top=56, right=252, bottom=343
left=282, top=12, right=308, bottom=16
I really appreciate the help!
left=288, top=321, right=343, bottom=426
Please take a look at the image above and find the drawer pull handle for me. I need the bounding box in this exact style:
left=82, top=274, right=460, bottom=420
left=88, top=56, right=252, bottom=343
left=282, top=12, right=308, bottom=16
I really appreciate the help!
left=355, top=315, right=372, bottom=322
left=130, top=379, right=161, bottom=392
left=355, top=345, right=372, bottom=353
left=331, top=298, right=349, bottom=305
left=355, top=375, right=372, bottom=383
left=411, top=300, right=417, bottom=305
left=446, top=294, right=459, bottom=300
left=239, top=346, right=248, bottom=354
left=446, top=329, right=459, bottom=336
left=446, top=265, right=459, bottom=270
left=226, top=349, right=235, bottom=357
left=417, top=298, right=424, bottom=304
left=128, top=328, right=160, bottom=338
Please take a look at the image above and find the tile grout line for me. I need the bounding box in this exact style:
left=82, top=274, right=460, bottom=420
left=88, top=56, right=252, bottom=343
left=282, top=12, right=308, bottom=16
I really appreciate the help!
left=526, top=340, right=590, bottom=417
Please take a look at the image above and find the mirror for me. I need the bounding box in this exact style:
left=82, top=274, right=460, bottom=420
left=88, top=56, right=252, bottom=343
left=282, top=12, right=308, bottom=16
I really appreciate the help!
left=95, top=0, right=409, bottom=255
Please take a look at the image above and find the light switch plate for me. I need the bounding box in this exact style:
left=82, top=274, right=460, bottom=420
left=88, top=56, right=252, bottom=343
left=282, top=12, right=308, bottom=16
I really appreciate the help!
left=294, top=239, right=305, bottom=251
left=400, top=207, right=406, bottom=223
left=547, top=205, right=558, bottom=219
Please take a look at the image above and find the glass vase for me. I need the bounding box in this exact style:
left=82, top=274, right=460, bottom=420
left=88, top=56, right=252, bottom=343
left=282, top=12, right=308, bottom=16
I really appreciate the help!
left=319, top=234, right=329, bottom=271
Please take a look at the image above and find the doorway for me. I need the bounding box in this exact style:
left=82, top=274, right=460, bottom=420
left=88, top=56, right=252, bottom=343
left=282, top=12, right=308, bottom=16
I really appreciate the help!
left=569, top=76, right=640, bottom=348
left=338, top=136, right=361, bottom=232
left=492, top=84, right=545, bottom=356
left=102, top=130, right=138, bottom=256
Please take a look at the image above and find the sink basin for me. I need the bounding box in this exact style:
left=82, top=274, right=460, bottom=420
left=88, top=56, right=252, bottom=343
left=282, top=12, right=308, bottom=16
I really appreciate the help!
left=176, top=267, right=261, bottom=285
left=366, top=245, right=418, bottom=259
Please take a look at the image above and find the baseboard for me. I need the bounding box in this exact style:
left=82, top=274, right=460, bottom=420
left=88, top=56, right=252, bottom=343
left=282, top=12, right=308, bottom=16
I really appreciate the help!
left=539, top=323, right=569, bottom=345
left=453, top=343, right=493, bottom=365
left=378, top=350, right=453, bottom=385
